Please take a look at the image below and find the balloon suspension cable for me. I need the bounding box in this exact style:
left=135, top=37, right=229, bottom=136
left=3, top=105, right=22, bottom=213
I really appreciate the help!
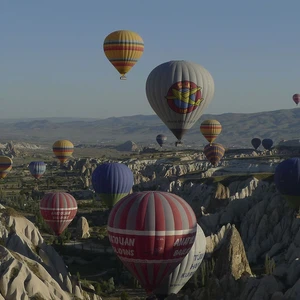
left=120, top=75, right=127, bottom=80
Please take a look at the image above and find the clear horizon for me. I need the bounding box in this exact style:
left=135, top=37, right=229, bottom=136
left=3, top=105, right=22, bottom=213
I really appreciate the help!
left=1, top=1, right=300, bottom=118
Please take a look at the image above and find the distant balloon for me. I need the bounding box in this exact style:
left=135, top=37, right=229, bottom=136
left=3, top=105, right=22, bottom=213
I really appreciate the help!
left=103, top=30, right=144, bottom=80
left=53, top=140, right=74, bottom=164
left=274, top=158, right=300, bottom=209
left=251, top=138, right=261, bottom=150
left=107, top=191, right=197, bottom=295
left=146, top=60, right=215, bottom=143
left=200, top=119, right=222, bottom=144
left=91, top=163, right=134, bottom=208
left=293, top=94, right=300, bottom=105
left=203, top=143, right=225, bottom=166
left=156, top=134, right=167, bottom=147
left=0, top=156, right=13, bottom=179
left=40, top=192, right=78, bottom=236
left=29, top=161, right=46, bottom=179
left=153, top=224, right=206, bottom=298
left=262, top=139, right=273, bottom=150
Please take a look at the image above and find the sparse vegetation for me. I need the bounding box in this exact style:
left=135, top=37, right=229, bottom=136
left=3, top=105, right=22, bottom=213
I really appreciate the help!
left=264, top=254, right=276, bottom=275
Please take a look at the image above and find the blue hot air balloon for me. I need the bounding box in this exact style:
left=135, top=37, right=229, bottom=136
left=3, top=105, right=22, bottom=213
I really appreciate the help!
left=29, top=161, right=46, bottom=179
left=91, top=162, right=134, bottom=208
left=262, top=139, right=273, bottom=150
left=251, top=138, right=261, bottom=150
left=156, top=134, right=167, bottom=147
left=274, top=158, right=300, bottom=209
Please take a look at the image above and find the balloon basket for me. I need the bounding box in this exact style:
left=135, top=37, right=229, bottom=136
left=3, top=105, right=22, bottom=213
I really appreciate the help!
left=120, top=75, right=127, bottom=80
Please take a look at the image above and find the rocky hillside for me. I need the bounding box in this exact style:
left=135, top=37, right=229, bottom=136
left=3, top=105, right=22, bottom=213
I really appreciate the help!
left=0, top=206, right=102, bottom=300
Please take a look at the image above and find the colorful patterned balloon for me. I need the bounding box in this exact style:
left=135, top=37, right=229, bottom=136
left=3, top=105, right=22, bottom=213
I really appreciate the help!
left=103, top=30, right=144, bottom=80
left=52, top=140, right=74, bottom=164
left=92, top=162, right=134, bottom=208
left=29, top=161, right=46, bottom=179
left=40, top=192, right=78, bottom=236
left=146, top=61, right=214, bottom=143
left=107, top=191, right=197, bottom=294
left=203, top=143, right=225, bottom=166
left=200, top=119, right=222, bottom=144
left=0, top=156, right=13, bottom=179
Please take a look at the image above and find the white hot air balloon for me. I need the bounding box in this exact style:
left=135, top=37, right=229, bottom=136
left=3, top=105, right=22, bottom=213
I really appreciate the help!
left=153, top=224, right=206, bottom=297
left=146, top=60, right=214, bottom=146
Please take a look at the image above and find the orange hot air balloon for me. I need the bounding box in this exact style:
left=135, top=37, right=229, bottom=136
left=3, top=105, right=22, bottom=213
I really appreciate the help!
left=0, top=156, right=13, bottom=179
left=52, top=140, right=74, bottom=164
left=200, top=119, right=222, bottom=144
left=103, top=30, right=144, bottom=80
left=203, top=143, right=225, bottom=166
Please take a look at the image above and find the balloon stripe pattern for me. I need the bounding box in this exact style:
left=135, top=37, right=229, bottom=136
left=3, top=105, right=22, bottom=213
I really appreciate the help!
left=103, top=30, right=144, bottom=77
left=29, top=161, right=46, bottom=179
left=53, top=140, right=74, bottom=164
left=0, top=156, right=13, bottom=179
left=40, top=192, right=78, bottom=236
left=108, top=191, right=197, bottom=294
left=203, top=143, right=225, bottom=166
left=154, top=224, right=206, bottom=296
left=146, top=61, right=215, bottom=141
left=156, top=134, right=167, bottom=147
left=92, top=163, right=134, bottom=208
left=200, top=119, right=222, bottom=143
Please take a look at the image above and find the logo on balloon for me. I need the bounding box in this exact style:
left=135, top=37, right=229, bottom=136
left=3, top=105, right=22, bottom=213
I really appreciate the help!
left=165, top=81, right=204, bottom=114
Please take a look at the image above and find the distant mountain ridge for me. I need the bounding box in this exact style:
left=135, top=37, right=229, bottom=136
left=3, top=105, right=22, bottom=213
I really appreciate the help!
left=0, top=108, right=299, bottom=147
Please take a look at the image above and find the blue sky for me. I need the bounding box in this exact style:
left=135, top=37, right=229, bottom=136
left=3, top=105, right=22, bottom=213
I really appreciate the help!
left=1, top=0, right=300, bottom=119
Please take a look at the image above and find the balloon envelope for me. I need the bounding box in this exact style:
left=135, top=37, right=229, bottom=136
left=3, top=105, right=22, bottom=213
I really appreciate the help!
left=156, top=134, right=167, bottom=147
left=203, top=143, right=225, bottom=166
left=251, top=138, right=261, bottom=150
left=153, top=224, right=206, bottom=296
left=293, top=94, right=300, bottom=105
left=103, top=30, right=144, bottom=79
left=29, top=161, right=46, bottom=179
left=107, top=191, right=197, bottom=294
left=262, top=139, right=273, bottom=150
left=53, top=140, right=74, bottom=164
left=274, top=158, right=300, bottom=208
left=91, top=163, right=134, bottom=208
left=0, top=156, right=13, bottom=179
left=200, top=119, right=222, bottom=144
left=146, top=60, right=214, bottom=142
left=40, top=192, right=78, bottom=236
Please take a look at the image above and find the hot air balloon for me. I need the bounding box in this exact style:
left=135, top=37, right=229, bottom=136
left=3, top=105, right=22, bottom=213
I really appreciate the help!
left=293, top=94, right=300, bottom=106
left=203, top=143, right=225, bottom=166
left=262, top=139, right=273, bottom=150
left=251, top=138, right=261, bottom=150
left=274, top=158, right=300, bottom=209
left=156, top=134, right=167, bottom=147
left=200, top=119, right=222, bottom=144
left=0, top=156, right=13, bottom=179
left=52, top=140, right=74, bottom=164
left=107, top=191, right=197, bottom=295
left=146, top=61, right=214, bottom=145
left=91, top=163, right=134, bottom=208
left=29, top=161, right=46, bottom=179
left=40, top=192, right=78, bottom=236
left=103, top=30, right=144, bottom=80
left=153, top=224, right=206, bottom=298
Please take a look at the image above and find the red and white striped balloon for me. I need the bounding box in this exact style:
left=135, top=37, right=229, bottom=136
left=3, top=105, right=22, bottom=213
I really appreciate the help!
left=107, top=191, right=197, bottom=294
left=40, top=192, right=78, bottom=236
